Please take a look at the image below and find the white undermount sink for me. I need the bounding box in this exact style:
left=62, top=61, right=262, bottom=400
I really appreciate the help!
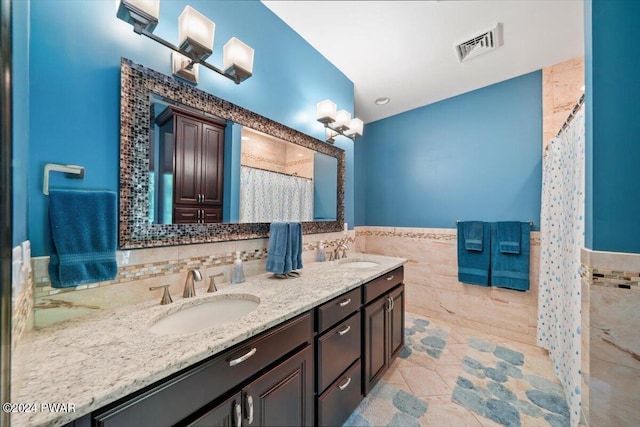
left=148, top=294, right=260, bottom=336
left=339, top=260, right=380, bottom=269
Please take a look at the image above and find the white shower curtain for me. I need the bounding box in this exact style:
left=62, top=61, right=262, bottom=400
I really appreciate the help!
left=239, top=166, right=313, bottom=223
left=537, top=106, right=585, bottom=427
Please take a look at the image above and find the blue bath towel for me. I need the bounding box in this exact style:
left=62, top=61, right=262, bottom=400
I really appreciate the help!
left=266, top=222, right=291, bottom=274
left=491, top=222, right=531, bottom=291
left=457, top=221, right=491, bottom=286
left=497, top=221, right=522, bottom=254
left=289, top=222, right=303, bottom=270
left=463, top=221, right=485, bottom=251
left=48, top=190, right=118, bottom=288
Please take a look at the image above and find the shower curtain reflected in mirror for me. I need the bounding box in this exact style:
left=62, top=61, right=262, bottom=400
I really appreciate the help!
left=538, top=105, right=585, bottom=427
left=239, top=166, right=313, bottom=223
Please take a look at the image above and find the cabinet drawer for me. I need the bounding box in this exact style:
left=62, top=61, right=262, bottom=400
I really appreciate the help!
left=94, top=313, right=312, bottom=427
left=316, top=287, right=361, bottom=333
left=317, top=360, right=363, bottom=427
left=363, top=267, right=403, bottom=305
left=317, top=311, right=361, bottom=393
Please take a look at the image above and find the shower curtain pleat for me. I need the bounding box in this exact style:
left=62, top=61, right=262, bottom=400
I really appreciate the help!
left=239, top=166, right=313, bottom=223
left=537, top=107, right=585, bottom=427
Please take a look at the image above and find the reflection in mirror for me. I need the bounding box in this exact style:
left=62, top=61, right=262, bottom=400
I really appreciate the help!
left=120, top=58, right=345, bottom=249
left=148, top=95, right=338, bottom=226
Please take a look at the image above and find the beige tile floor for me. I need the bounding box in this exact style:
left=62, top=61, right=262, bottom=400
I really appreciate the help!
left=378, top=312, right=557, bottom=426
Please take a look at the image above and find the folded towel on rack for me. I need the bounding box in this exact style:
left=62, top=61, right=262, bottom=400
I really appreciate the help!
left=266, top=222, right=291, bottom=274
left=289, top=222, right=303, bottom=270
left=491, top=222, right=531, bottom=291
left=497, top=221, right=522, bottom=254
left=48, top=190, right=118, bottom=288
left=457, top=221, right=491, bottom=286
left=463, top=221, right=485, bottom=251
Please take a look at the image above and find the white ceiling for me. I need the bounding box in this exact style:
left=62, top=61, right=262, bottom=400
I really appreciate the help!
left=262, top=0, right=584, bottom=124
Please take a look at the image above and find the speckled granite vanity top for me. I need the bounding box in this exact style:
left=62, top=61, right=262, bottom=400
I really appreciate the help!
left=12, top=253, right=405, bottom=426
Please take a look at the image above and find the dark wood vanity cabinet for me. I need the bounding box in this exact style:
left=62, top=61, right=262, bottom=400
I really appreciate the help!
left=363, top=268, right=405, bottom=394
left=84, top=266, right=405, bottom=427
left=190, top=346, right=313, bottom=427
left=93, top=313, right=312, bottom=427
left=156, top=106, right=225, bottom=224
left=315, top=288, right=363, bottom=427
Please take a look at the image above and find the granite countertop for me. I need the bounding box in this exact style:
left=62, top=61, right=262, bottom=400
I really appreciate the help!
left=12, top=253, right=406, bottom=426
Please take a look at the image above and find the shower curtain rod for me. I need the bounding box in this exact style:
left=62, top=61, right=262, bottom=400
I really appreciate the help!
left=555, top=93, right=585, bottom=138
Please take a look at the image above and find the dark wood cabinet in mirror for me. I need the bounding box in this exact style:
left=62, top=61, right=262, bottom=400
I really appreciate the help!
left=120, top=58, right=345, bottom=249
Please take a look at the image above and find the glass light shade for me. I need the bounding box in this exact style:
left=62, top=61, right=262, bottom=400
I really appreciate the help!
left=178, top=6, right=215, bottom=60
left=333, top=110, right=351, bottom=131
left=325, top=128, right=339, bottom=143
left=172, top=52, right=199, bottom=84
left=116, top=0, right=159, bottom=32
left=345, top=118, right=364, bottom=137
left=316, top=99, right=337, bottom=124
left=223, top=37, right=255, bottom=81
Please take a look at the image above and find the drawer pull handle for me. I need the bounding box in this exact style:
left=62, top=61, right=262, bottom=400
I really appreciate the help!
left=246, top=394, right=254, bottom=424
left=338, top=376, right=352, bottom=391
left=234, top=402, right=242, bottom=427
left=386, top=275, right=395, bottom=281
left=229, top=347, right=257, bottom=366
left=338, top=298, right=351, bottom=307
left=337, top=325, right=351, bottom=336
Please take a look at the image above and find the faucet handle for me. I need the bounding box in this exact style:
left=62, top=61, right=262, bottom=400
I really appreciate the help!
left=208, top=272, right=224, bottom=293
left=149, top=285, right=173, bottom=305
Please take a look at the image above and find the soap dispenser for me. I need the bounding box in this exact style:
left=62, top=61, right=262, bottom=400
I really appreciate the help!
left=317, top=241, right=326, bottom=262
left=231, top=251, right=245, bottom=284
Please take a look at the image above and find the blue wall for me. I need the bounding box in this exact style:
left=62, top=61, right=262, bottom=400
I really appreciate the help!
left=26, top=0, right=354, bottom=256
left=361, top=71, right=542, bottom=229
left=12, top=0, right=29, bottom=246
left=585, top=0, right=640, bottom=254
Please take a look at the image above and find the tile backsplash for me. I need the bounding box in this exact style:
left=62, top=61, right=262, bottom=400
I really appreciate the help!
left=29, top=231, right=354, bottom=329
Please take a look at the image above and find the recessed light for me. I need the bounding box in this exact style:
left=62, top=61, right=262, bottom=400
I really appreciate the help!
left=374, top=97, right=390, bottom=106
left=241, top=136, right=249, bottom=141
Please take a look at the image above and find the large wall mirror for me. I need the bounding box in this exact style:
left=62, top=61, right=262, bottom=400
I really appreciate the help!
left=120, top=58, right=345, bottom=249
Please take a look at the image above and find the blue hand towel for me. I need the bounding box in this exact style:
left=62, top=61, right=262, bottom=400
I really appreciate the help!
left=266, top=222, right=290, bottom=274
left=463, top=221, right=484, bottom=251
left=48, top=190, right=118, bottom=288
left=289, top=222, right=303, bottom=270
left=457, top=221, right=491, bottom=286
left=490, top=222, right=531, bottom=291
left=497, top=221, right=522, bottom=254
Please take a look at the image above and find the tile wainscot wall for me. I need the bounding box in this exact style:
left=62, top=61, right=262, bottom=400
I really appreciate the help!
left=581, top=249, right=640, bottom=427
left=355, top=226, right=541, bottom=346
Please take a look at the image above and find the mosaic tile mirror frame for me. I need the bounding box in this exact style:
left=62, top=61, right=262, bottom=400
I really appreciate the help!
left=120, top=58, right=346, bottom=249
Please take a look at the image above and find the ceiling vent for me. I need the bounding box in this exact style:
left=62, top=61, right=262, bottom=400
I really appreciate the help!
left=455, top=23, right=503, bottom=62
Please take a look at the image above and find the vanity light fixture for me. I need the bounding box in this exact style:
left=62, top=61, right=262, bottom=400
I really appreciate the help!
left=316, top=99, right=364, bottom=142
left=116, top=0, right=254, bottom=85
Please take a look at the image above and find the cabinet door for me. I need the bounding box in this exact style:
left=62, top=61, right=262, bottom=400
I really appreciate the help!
left=363, top=296, right=389, bottom=394
left=200, top=123, right=224, bottom=205
left=242, top=345, right=313, bottom=427
left=189, top=392, right=243, bottom=427
left=389, top=285, right=405, bottom=361
left=174, top=115, right=202, bottom=205
left=203, top=207, right=223, bottom=223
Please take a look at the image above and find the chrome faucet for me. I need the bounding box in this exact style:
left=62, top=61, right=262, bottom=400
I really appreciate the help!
left=334, top=243, right=349, bottom=260
left=183, top=268, right=202, bottom=298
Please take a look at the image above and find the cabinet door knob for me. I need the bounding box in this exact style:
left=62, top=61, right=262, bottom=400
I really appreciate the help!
left=234, top=402, right=242, bottom=427
left=386, top=296, right=392, bottom=312
left=338, top=376, right=352, bottom=391
left=338, top=298, right=351, bottom=307
left=245, top=394, right=254, bottom=424
left=337, top=325, right=351, bottom=336
left=390, top=295, right=395, bottom=311
left=229, top=347, right=257, bottom=366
